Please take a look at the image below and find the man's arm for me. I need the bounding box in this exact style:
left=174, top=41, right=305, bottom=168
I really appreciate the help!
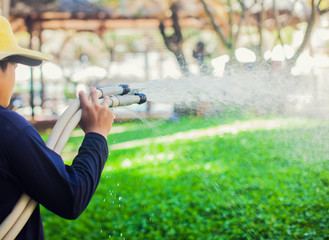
left=7, top=128, right=108, bottom=219
left=7, top=88, right=114, bottom=219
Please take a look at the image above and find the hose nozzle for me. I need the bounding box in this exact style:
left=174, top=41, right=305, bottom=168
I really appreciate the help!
left=135, top=93, right=147, bottom=104
left=98, top=84, right=130, bottom=98
left=107, top=93, right=147, bottom=107
left=119, top=84, right=130, bottom=95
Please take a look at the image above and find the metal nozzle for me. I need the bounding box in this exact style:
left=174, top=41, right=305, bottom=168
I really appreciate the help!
left=135, top=93, right=147, bottom=104
left=106, top=93, right=147, bottom=107
left=98, top=84, right=131, bottom=97
left=119, top=84, right=130, bottom=95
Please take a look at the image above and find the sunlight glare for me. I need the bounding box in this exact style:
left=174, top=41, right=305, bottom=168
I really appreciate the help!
left=235, top=47, right=256, bottom=63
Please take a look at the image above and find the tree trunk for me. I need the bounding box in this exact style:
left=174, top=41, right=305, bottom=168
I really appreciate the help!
left=257, top=0, right=265, bottom=58
left=159, top=2, right=190, bottom=76
left=288, top=0, right=317, bottom=65
left=200, top=0, right=231, bottom=51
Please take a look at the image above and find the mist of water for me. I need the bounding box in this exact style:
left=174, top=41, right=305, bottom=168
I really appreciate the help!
left=125, top=63, right=326, bottom=118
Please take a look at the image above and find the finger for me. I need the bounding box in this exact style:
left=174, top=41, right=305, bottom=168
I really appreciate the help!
left=102, top=95, right=110, bottom=108
left=79, top=90, right=89, bottom=108
left=90, top=87, right=99, bottom=105
left=111, top=111, right=115, bottom=123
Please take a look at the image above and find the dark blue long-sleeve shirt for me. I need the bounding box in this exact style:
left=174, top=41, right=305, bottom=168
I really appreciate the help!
left=0, top=106, right=109, bottom=239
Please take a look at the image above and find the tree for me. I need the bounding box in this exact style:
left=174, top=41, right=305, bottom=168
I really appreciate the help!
left=94, top=0, right=329, bottom=73
left=159, top=1, right=190, bottom=75
left=199, top=0, right=256, bottom=58
left=199, top=0, right=329, bottom=64
left=288, top=0, right=329, bottom=64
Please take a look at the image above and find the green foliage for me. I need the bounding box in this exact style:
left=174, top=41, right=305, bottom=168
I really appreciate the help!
left=41, top=117, right=329, bottom=239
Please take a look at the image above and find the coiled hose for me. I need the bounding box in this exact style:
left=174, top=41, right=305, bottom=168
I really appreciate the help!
left=0, top=85, right=146, bottom=239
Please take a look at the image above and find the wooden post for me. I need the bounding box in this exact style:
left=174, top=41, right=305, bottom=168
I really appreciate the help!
left=26, top=17, right=35, bottom=118
left=1, top=0, right=11, bottom=18
left=37, top=24, right=45, bottom=108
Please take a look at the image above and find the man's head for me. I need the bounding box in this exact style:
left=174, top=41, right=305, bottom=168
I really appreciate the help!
left=0, top=16, right=53, bottom=107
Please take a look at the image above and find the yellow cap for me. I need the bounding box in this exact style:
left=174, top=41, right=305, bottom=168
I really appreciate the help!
left=0, top=16, right=53, bottom=66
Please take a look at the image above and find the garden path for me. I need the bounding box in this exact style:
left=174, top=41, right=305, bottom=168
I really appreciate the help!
left=110, top=119, right=286, bottom=150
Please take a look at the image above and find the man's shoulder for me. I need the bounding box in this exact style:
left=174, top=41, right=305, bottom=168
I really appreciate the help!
left=0, top=107, right=32, bottom=143
left=0, top=107, right=30, bottom=127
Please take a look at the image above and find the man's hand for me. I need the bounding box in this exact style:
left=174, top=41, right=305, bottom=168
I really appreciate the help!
left=79, top=87, right=114, bottom=139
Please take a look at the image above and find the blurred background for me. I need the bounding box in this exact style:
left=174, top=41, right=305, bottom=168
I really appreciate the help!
left=1, top=0, right=329, bottom=127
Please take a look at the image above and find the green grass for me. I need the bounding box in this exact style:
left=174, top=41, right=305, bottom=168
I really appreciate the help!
left=41, top=116, right=329, bottom=239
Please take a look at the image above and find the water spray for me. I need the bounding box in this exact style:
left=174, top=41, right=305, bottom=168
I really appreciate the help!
left=0, top=84, right=147, bottom=240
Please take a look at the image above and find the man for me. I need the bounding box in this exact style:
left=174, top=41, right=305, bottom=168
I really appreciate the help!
left=0, top=16, right=114, bottom=239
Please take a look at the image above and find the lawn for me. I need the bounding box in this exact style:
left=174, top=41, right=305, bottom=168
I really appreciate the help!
left=41, top=116, right=329, bottom=239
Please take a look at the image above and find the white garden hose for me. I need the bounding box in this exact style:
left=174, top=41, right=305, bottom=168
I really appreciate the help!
left=0, top=85, right=147, bottom=239
left=47, top=84, right=131, bottom=150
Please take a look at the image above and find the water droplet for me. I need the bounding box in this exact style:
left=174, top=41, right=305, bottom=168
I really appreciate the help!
left=204, top=163, right=211, bottom=170
left=147, top=155, right=154, bottom=161
left=121, top=159, right=132, bottom=168
left=157, top=153, right=165, bottom=160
